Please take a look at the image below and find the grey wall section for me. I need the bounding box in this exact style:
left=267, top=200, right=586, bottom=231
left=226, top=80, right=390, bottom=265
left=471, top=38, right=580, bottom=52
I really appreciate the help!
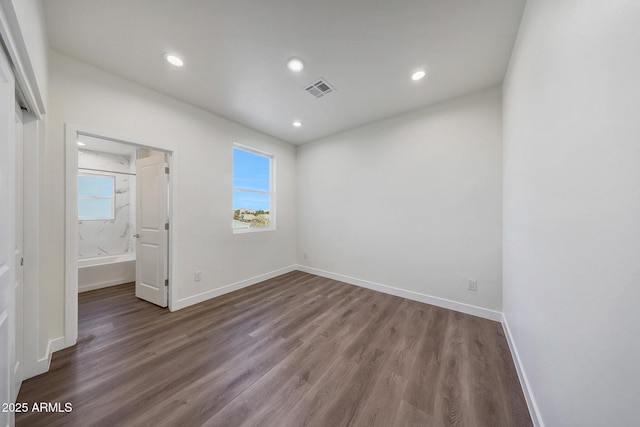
left=502, top=1, right=640, bottom=425
left=47, top=51, right=297, bottom=337
left=297, top=87, right=503, bottom=312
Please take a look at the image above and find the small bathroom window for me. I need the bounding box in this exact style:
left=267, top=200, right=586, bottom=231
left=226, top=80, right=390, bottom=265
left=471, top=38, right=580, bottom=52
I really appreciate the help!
left=78, top=173, right=115, bottom=220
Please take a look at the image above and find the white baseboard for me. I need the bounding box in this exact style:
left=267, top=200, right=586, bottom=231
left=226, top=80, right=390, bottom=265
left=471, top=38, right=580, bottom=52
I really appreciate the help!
left=24, top=336, right=66, bottom=380
left=49, top=336, right=66, bottom=354
left=173, top=265, right=298, bottom=311
left=296, top=265, right=502, bottom=322
left=501, top=314, right=544, bottom=427
left=78, top=277, right=132, bottom=293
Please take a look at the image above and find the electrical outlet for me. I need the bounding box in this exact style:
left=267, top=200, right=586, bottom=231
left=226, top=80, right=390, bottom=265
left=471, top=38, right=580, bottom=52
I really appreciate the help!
left=303, top=251, right=308, bottom=259
left=467, top=279, right=477, bottom=291
left=194, top=271, right=202, bottom=282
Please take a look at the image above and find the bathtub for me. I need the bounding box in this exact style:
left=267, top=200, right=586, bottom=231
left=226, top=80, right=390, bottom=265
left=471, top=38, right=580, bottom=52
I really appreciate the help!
left=78, top=252, right=136, bottom=293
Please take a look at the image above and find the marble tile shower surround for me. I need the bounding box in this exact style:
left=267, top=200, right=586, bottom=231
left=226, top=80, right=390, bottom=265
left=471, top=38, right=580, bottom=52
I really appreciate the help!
left=78, top=149, right=136, bottom=259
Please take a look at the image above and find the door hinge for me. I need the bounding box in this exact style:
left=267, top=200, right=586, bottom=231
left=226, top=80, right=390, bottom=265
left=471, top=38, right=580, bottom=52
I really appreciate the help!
left=165, top=279, right=169, bottom=287
left=20, top=257, right=24, bottom=266
left=165, top=223, right=169, bottom=230
left=165, top=166, right=170, bottom=174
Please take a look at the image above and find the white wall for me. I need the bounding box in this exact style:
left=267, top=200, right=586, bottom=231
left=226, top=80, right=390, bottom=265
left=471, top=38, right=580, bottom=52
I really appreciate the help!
left=46, top=51, right=297, bottom=339
left=503, top=1, right=640, bottom=426
left=297, top=87, right=503, bottom=313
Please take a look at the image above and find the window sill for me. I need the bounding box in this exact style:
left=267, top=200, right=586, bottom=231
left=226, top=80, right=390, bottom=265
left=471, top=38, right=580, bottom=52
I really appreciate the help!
left=233, top=227, right=276, bottom=235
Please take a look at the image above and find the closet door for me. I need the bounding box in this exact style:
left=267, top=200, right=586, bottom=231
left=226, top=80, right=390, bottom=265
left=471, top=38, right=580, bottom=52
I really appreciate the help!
left=0, top=44, right=17, bottom=423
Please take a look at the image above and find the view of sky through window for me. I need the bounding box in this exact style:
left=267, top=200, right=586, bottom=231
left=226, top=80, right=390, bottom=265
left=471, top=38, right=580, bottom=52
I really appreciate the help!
left=78, top=174, right=114, bottom=220
left=233, top=147, right=273, bottom=230
left=233, top=148, right=270, bottom=211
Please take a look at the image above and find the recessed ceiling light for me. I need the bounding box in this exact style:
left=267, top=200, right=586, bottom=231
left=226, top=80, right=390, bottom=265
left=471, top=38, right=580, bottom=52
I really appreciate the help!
left=164, top=53, right=184, bottom=67
left=77, top=141, right=86, bottom=146
left=287, top=57, right=304, bottom=72
left=411, top=70, right=426, bottom=81
left=293, top=121, right=302, bottom=127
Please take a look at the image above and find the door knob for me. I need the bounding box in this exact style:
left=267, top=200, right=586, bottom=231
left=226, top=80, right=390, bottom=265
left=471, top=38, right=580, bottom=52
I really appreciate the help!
left=133, top=234, right=140, bottom=238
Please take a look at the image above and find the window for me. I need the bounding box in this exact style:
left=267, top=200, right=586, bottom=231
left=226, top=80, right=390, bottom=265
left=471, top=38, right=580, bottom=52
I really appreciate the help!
left=78, top=173, right=115, bottom=220
left=233, top=145, right=274, bottom=232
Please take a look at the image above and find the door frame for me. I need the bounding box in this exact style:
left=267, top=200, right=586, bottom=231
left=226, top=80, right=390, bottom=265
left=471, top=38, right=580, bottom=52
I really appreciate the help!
left=14, top=101, right=23, bottom=395
left=64, top=124, right=176, bottom=347
left=0, top=0, right=48, bottom=383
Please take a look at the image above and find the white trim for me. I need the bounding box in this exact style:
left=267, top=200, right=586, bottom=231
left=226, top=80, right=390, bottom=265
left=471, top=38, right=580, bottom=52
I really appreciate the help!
left=295, top=265, right=503, bottom=322
left=64, top=125, right=79, bottom=347
left=21, top=113, right=40, bottom=380
left=0, top=3, right=45, bottom=117
left=173, top=265, right=297, bottom=311
left=26, top=336, right=65, bottom=379
left=233, top=142, right=273, bottom=158
left=501, top=314, right=545, bottom=427
left=232, top=225, right=276, bottom=234
left=49, top=336, right=66, bottom=355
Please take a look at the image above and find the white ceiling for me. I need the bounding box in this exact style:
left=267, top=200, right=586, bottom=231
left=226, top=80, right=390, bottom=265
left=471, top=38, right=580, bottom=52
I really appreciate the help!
left=43, top=0, right=526, bottom=145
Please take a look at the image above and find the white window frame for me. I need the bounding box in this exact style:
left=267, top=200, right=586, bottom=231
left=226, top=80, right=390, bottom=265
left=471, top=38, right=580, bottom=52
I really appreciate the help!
left=77, top=172, right=115, bottom=220
left=232, top=143, right=276, bottom=234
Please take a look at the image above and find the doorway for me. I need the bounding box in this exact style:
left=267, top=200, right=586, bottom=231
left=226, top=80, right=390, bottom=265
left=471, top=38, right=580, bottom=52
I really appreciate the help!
left=64, top=128, right=173, bottom=346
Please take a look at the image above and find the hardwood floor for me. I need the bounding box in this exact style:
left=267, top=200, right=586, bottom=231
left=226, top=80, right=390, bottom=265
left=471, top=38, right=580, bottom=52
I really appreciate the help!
left=16, top=271, right=532, bottom=426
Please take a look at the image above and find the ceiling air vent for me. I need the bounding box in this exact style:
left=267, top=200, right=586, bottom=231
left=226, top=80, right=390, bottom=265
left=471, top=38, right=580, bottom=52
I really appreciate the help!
left=304, top=78, right=335, bottom=98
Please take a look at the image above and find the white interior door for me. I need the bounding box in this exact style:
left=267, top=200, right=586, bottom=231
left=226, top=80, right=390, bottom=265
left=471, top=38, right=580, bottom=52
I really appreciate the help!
left=135, top=152, right=168, bottom=307
left=14, top=104, right=24, bottom=395
left=0, top=45, right=17, bottom=424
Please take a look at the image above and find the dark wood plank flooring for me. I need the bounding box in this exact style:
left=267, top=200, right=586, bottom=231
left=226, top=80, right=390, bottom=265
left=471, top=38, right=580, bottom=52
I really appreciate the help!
left=16, top=271, right=532, bottom=426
